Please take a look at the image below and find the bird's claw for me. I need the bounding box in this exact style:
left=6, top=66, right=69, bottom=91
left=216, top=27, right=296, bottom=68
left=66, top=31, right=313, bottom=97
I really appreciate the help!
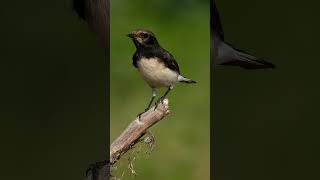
left=154, top=97, right=164, bottom=111
left=154, top=103, right=158, bottom=111
left=137, top=108, right=150, bottom=120
left=137, top=112, right=143, bottom=120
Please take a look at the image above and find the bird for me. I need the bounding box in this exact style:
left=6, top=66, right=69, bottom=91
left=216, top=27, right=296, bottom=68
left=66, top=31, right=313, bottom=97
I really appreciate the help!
left=212, top=1, right=275, bottom=69
left=127, top=29, right=196, bottom=113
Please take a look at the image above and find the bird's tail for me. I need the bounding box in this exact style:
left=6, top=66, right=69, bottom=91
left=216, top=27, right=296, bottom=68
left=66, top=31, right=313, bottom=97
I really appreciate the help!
left=232, top=49, right=275, bottom=69
left=178, top=75, right=196, bottom=84
left=218, top=42, right=275, bottom=69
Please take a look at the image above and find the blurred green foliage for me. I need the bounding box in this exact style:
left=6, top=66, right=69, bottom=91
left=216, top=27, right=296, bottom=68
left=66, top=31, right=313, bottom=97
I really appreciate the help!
left=110, top=0, right=210, bottom=179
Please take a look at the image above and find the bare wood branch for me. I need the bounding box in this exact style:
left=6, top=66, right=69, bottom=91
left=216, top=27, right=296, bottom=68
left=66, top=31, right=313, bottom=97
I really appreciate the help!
left=110, top=99, right=170, bottom=165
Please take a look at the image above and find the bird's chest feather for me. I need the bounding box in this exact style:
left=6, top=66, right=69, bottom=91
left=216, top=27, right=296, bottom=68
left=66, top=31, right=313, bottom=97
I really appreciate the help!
left=137, top=57, right=178, bottom=87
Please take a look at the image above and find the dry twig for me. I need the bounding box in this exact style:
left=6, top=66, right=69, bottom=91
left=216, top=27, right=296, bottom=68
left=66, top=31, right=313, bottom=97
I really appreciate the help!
left=110, top=99, right=170, bottom=165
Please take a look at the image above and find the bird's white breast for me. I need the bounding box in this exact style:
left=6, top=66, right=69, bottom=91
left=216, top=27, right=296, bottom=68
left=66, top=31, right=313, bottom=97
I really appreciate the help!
left=137, top=57, right=179, bottom=88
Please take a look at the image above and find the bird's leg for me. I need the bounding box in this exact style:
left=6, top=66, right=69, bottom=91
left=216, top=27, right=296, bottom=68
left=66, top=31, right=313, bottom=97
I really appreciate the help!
left=138, top=89, right=156, bottom=119
left=154, top=86, right=172, bottom=110
left=145, top=89, right=156, bottom=111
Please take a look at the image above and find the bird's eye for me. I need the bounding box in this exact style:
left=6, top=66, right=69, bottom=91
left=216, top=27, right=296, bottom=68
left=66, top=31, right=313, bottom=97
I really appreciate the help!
left=141, top=33, right=148, bottom=38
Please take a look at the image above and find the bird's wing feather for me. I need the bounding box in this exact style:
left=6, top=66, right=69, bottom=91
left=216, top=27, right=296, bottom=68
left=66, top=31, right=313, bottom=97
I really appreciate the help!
left=158, top=49, right=180, bottom=74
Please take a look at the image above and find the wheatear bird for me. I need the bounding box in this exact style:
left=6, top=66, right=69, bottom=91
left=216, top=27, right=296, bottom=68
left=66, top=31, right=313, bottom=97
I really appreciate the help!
left=127, top=29, right=196, bottom=113
left=212, top=1, right=275, bottom=69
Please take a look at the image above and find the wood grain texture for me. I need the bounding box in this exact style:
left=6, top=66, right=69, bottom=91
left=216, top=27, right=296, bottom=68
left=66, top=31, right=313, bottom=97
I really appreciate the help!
left=110, top=99, right=170, bottom=165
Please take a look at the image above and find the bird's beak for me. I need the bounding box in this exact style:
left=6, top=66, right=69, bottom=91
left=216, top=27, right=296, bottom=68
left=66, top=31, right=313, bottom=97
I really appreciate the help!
left=126, top=33, right=135, bottom=38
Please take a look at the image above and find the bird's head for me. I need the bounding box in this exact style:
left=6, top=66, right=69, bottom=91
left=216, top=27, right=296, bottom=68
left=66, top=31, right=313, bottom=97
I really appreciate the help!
left=127, top=29, right=159, bottom=50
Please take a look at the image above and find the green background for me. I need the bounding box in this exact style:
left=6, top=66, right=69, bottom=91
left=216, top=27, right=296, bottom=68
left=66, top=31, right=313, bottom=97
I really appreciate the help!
left=110, top=0, right=210, bottom=179
left=214, top=0, right=320, bottom=180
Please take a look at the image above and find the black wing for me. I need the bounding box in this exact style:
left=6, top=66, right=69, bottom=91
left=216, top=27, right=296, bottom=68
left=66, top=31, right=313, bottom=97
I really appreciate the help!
left=73, top=0, right=109, bottom=52
left=212, top=0, right=224, bottom=40
left=158, top=48, right=180, bottom=74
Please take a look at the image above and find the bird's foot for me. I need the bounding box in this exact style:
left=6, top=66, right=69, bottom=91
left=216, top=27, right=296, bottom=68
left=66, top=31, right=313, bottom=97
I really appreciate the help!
left=137, top=112, right=143, bottom=120
left=154, top=97, right=165, bottom=111
left=137, top=108, right=150, bottom=120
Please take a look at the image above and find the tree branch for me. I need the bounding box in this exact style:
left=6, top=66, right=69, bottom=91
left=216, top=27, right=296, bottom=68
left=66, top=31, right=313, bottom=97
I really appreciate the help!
left=85, top=99, right=169, bottom=180
left=110, top=99, right=170, bottom=165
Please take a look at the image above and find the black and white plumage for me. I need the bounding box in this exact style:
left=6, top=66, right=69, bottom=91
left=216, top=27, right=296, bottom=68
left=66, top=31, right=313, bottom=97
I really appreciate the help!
left=127, top=29, right=196, bottom=111
left=212, top=1, right=275, bottom=69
